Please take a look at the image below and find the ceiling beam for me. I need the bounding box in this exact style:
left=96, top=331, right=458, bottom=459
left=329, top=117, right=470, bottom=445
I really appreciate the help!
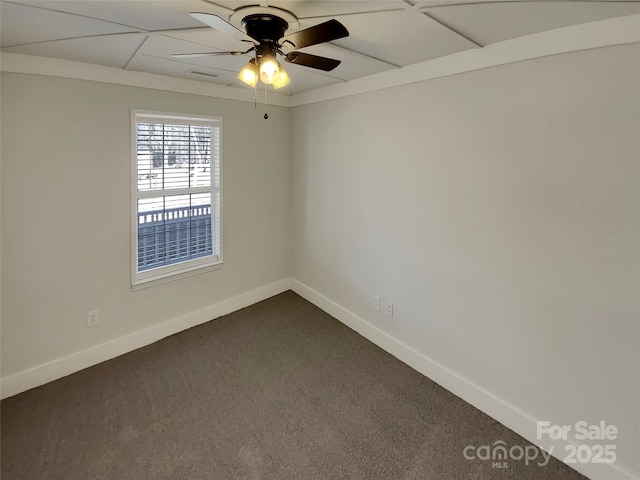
left=1, top=27, right=212, bottom=50
left=200, top=0, right=235, bottom=14
left=1, top=31, right=144, bottom=49
left=401, top=0, right=484, bottom=47
left=123, top=35, right=149, bottom=70
left=412, top=0, right=640, bottom=9
left=2, top=0, right=146, bottom=32
left=420, top=12, right=484, bottom=47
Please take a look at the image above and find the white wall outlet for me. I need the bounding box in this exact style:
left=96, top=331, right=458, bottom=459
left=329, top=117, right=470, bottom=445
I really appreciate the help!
left=87, top=309, right=100, bottom=328
left=373, top=296, right=380, bottom=311
left=385, top=303, right=394, bottom=318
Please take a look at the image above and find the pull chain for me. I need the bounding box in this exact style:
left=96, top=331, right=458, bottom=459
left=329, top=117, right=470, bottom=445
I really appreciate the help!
left=254, top=53, right=258, bottom=110
left=254, top=80, right=257, bottom=109
left=263, top=84, right=269, bottom=120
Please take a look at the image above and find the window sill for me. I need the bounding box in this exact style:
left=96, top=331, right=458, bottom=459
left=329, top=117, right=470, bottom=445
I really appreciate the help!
left=132, top=261, right=223, bottom=291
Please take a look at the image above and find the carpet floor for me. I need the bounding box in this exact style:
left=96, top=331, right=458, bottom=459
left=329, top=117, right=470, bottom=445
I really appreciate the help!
left=1, top=291, right=586, bottom=480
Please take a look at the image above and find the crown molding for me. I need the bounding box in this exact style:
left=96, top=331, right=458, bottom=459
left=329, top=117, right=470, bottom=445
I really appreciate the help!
left=290, top=13, right=640, bottom=107
left=2, top=14, right=639, bottom=108
left=0, top=53, right=294, bottom=107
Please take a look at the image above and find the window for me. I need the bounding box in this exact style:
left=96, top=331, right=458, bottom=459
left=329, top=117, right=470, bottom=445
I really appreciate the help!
left=131, top=110, right=222, bottom=287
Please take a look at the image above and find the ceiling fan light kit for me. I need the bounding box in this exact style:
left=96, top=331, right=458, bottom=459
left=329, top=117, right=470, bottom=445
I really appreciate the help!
left=258, top=56, right=280, bottom=84
left=237, top=55, right=290, bottom=89
left=271, top=65, right=291, bottom=90
left=237, top=58, right=258, bottom=87
left=179, top=8, right=349, bottom=92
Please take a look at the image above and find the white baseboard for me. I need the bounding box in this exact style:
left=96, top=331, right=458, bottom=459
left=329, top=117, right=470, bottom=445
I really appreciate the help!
left=2, top=277, right=636, bottom=479
left=0, top=278, right=292, bottom=400
left=290, top=279, right=638, bottom=480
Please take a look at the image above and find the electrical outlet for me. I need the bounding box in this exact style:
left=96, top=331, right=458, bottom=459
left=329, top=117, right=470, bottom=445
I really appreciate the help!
left=87, top=310, right=100, bottom=328
left=385, top=303, right=393, bottom=318
left=373, top=296, right=380, bottom=311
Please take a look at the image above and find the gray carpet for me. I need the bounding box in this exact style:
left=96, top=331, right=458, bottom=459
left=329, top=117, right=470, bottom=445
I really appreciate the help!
left=1, top=291, right=586, bottom=480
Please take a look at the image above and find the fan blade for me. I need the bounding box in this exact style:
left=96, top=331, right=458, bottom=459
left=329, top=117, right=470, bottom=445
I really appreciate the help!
left=189, top=12, right=255, bottom=43
left=172, top=51, right=245, bottom=58
left=280, top=19, right=348, bottom=50
left=284, top=52, right=341, bottom=71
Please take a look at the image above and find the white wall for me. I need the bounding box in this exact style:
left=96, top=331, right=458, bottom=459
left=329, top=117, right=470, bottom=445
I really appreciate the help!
left=1, top=73, right=291, bottom=378
left=1, top=42, right=638, bottom=479
left=291, top=44, right=639, bottom=478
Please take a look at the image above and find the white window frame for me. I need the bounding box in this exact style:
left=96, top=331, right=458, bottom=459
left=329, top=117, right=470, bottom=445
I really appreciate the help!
left=130, top=110, right=223, bottom=289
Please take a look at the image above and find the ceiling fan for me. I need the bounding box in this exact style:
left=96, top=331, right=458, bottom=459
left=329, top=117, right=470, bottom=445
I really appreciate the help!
left=172, top=7, right=349, bottom=90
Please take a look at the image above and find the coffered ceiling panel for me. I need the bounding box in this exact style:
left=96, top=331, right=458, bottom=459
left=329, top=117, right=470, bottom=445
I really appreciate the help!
left=6, top=0, right=221, bottom=31
left=126, top=53, right=240, bottom=86
left=423, top=1, right=640, bottom=46
left=2, top=34, right=147, bottom=68
left=331, top=9, right=479, bottom=66
left=0, top=1, right=138, bottom=47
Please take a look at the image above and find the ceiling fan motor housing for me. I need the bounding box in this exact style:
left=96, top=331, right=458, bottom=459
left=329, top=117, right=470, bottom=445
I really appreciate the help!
left=242, top=14, right=289, bottom=45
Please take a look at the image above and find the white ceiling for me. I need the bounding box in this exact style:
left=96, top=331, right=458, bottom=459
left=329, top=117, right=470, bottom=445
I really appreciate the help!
left=2, top=0, right=639, bottom=95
